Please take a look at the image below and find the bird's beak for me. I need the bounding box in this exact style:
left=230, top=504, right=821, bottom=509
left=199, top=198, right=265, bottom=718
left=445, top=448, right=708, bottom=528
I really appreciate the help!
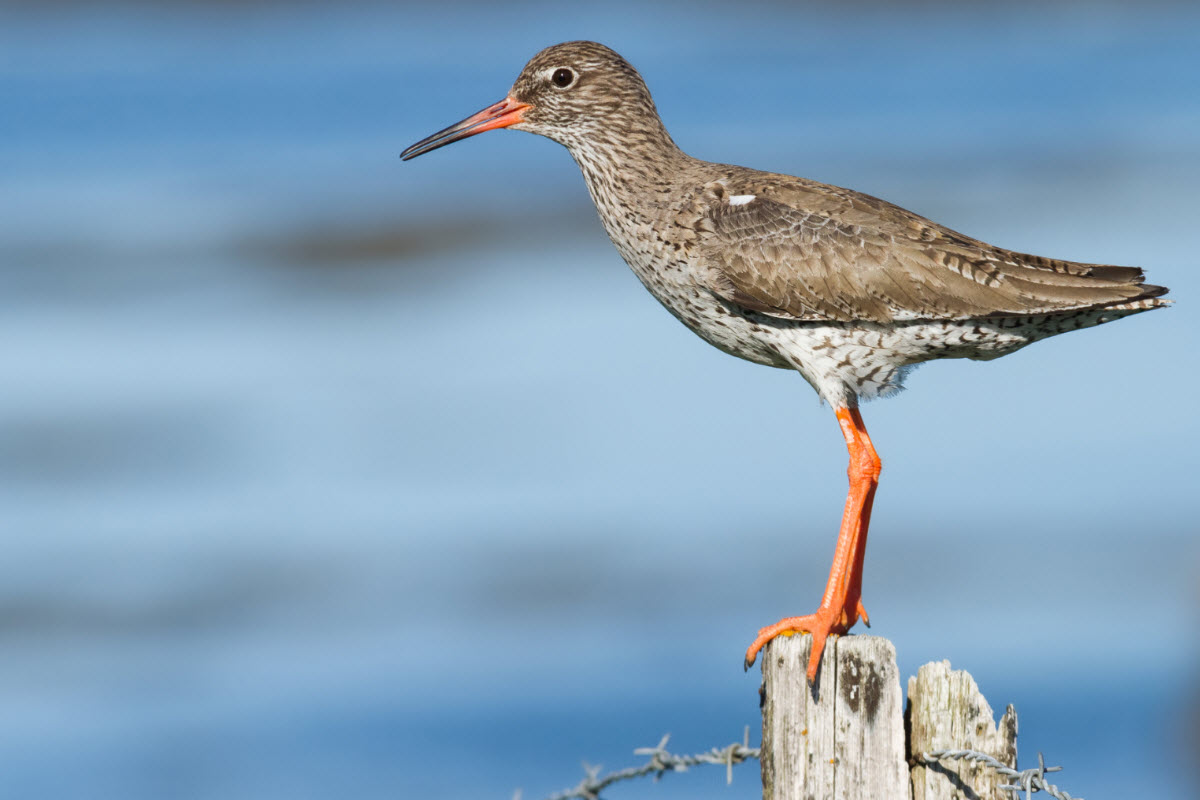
left=401, top=96, right=531, bottom=161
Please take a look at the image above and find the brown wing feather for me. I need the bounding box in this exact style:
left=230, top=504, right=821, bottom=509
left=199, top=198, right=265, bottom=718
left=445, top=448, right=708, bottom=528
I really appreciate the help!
left=695, top=175, right=1166, bottom=323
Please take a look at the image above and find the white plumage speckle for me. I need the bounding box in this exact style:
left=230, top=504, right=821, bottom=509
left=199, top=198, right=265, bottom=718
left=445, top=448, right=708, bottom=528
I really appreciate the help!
left=728, top=194, right=755, bottom=206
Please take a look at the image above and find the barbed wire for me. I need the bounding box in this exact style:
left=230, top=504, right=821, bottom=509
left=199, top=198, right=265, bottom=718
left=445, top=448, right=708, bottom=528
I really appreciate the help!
left=922, top=749, right=1082, bottom=800
left=517, top=733, right=1083, bottom=800
left=527, top=728, right=759, bottom=800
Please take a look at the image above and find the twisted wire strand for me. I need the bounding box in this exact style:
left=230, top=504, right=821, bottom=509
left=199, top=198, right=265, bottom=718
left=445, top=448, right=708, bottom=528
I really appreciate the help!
left=535, top=728, right=759, bottom=800
left=921, top=749, right=1082, bottom=800
left=523, top=733, right=1083, bottom=800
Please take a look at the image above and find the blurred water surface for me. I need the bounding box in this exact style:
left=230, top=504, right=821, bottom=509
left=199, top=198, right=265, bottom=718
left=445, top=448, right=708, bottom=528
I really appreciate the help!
left=2, top=2, right=1199, bottom=798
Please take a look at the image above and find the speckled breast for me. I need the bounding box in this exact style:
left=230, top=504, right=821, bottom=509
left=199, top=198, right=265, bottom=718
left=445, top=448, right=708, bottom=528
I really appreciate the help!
left=599, top=207, right=793, bottom=370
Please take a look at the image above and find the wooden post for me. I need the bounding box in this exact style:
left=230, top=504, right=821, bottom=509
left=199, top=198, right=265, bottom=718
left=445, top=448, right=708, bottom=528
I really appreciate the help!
left=760, top=636, right=1019, bottom=800
left=760, top=634, right=908, bottom=799
left=907, top=661, right=1018, bottom=800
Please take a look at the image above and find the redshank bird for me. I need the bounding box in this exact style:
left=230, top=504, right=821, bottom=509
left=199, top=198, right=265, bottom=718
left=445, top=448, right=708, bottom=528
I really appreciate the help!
left=401, top=41, right=1169, bottom=682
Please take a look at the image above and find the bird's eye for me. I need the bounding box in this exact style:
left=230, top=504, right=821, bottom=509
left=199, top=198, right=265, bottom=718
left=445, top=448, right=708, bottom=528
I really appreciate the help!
left=551, top=68, right=574, bottom=88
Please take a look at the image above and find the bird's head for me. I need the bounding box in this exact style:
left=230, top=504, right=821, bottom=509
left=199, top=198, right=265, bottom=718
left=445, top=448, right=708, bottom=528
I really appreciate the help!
left=401, top=41, right=664, bottom=161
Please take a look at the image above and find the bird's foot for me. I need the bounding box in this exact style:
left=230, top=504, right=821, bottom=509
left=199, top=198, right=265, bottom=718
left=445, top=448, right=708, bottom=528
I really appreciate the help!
left=743, top=600, right=868, bottom=681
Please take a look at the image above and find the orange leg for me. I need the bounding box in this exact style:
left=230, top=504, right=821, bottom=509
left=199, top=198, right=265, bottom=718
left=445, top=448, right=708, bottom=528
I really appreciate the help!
left=843, top=408, right=878, bottom=629
left=743, top=406, right=881, bottom=681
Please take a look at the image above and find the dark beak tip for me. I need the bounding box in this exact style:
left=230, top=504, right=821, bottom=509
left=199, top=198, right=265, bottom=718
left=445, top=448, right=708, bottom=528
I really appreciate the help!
left=399, top=96, right=528, bottom=163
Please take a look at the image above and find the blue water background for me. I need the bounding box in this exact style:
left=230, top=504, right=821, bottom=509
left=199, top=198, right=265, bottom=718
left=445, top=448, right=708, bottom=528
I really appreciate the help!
left=2, top=2, right=1199, bottom=797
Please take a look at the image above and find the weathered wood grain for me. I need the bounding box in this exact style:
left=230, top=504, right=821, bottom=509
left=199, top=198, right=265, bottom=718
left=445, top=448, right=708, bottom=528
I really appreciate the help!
left=907, top=660, right=1019, bottom=800
left=760, top=634, right=907, bottom=800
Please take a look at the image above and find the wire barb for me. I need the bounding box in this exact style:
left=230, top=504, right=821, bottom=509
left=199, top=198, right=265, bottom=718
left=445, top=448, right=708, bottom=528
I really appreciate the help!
left=921, top=749, right=1082, bottom=800
left=539, top=732, right=761, bottom=800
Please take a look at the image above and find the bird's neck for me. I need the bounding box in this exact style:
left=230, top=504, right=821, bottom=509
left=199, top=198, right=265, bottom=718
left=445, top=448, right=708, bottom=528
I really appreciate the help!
left=566, top=121, right=692, bottom=219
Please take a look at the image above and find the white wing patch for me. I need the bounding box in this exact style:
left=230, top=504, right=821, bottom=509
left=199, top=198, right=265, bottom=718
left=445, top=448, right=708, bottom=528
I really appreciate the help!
left=728, top=194, right=756, bottom=206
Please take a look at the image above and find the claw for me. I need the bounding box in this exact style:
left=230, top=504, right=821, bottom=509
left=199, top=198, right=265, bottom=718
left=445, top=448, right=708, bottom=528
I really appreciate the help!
left=744, top=597, right=872, bottom=679
left=744, top=609, right=848, bottom=680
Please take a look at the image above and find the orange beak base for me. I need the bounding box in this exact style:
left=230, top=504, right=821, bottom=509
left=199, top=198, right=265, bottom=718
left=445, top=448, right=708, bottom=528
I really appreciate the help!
left=401, top=97, right=531, bottom=161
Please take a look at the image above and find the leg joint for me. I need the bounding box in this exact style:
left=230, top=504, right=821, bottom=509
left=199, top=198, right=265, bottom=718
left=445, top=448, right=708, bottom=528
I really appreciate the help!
left=849, top=452, right=882, bottom=482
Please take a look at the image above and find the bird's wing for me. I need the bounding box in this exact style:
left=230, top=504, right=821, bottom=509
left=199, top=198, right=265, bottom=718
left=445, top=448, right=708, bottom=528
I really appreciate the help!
left=690, top=176, right=1163, bottom=323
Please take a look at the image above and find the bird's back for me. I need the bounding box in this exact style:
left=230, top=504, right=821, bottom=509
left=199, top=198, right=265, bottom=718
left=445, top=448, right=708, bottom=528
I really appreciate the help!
left=674, top=164, right=1168, bottom=325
